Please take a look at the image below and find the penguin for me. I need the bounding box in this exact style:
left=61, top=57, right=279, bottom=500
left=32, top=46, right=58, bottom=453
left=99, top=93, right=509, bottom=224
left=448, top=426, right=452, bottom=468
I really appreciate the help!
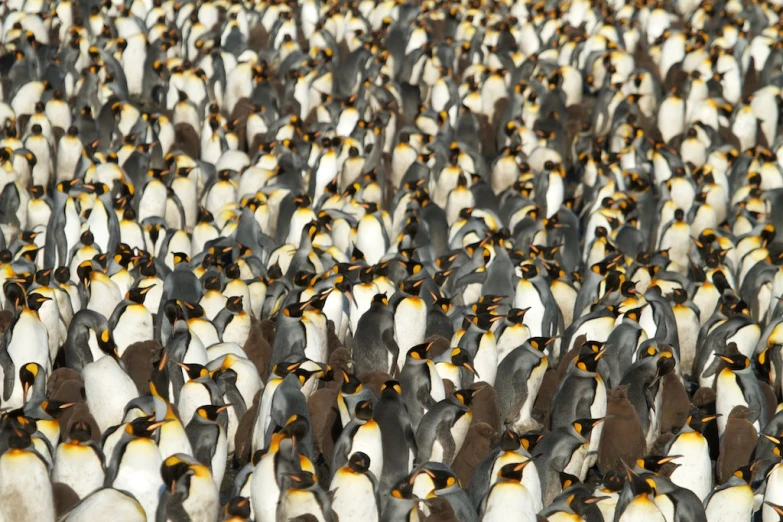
left=532, top=418, right=604, bottom=505
left=353, top=294, right=398, bottom=378
left=157, top=453, right=220, bottom=522
left=479, top=461, right=537, bottom=522
left=329, top=452, right=380, bottom=522
left=0, top=291, right=53, bottom=408
left=393, top=280, right=428, bottom=373
left=374, top=380, right=417, bottom=493
left=336, top=370, right=378, bottom=428
left=470, top=429, right=543, bottom=513
left=716, top=406, right=757, bottom=485
left=613, top=471, right=666, bottom=522
left=83, top=352, right=139, bottom=433
left=52, top=421, right=105, bottom=500
left=0, top=428, right=55, bottom=522
left=332, top=399, right=384, bottom=481
left=704, top=468, right=754, bottom=522
left=414, top=389, right=475, bottom=467
left=109, top=286, right=154, bottom=356
left=619, top=347, right=675, bottom=448
left=665, top=412, right=716, bottom=501
left=715, top=351, right=768, bottom=437
left=277, top=470, right=336, bottom=522
left=550, top=343, right=607, bottom=468
left=400, top=341, right=446, bottom=431
left=59, top=488, right=146, bottom=522
left=106, top=416, right=166, bottom=522
left=495, top=337, right=550, bottom=433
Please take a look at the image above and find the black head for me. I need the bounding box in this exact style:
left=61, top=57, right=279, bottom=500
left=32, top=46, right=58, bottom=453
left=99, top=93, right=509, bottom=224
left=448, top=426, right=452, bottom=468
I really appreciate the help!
left=348, top=452, right=371, bottom=473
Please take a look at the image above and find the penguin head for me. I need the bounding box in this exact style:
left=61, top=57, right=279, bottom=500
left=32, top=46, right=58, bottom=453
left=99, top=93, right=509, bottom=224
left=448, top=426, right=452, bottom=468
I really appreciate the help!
left=224, top=497, right=251, bottom=520
left=518, top=262, right=538, bottom=279
left=685, top=411, right=719, bottom=434
left=574, top=343, right=606, bottom=372
left=407, top=342, right=432, bottom=361
left=2, top=280, right=24, bottom=308
left=340, top=371, right=363, bottom=395
left=95, top=322, right=118, bottom=357
left=527, top=337, right=554, bottom=352
left=354, top=400, right=374, bottom=421
left=390, top=476, right=415, bottom=499
left=6, top=427, right=32, bottom=450
left=450, top=348, right=478, bottom=377
left=348, top=452, right=371, bottom=473
left=497, top=460, right=531, bottom=481
left=67, top=421, right=93, bottom=443
left=182, top=301, right=205, bottom=319
left=635, top=455, right=680, bottom=474
left=177, top=362, right=209, bottom=380
left=499, top=429, right=521, bottom=451
left=572, top=417, right=604, bottom=438
left=54, top=267, right=71, bottom=284
left=34, top=268, right=51, bottom=286
left=380, top=380, right=402, bottom=397
left=282, top=469, right=317, bottom=491
left=26, top=292, right=51, bottom=311
left=162, top=455, right=196, bottom=492
left=764, top=434, right=783, bottom=458
left=19, top=363, right=43, bottom=397
left=163, top=300, right=185, bottom=323
left=172, top=252, right=190, bottom=266
left=454, top=388, right=478, bottom=407
left=40, top=400, right=75, bottom=419
left=125, top=415, right=167, bottom=438
left=226, top=296, right=244, bottom=313
left=718, top=351, right=750, bottom=371
left=196, top=404, right=231, bottom=422
left=127, top=285, right=152, bottom=304
left=559, top=472, right=582, bottom=491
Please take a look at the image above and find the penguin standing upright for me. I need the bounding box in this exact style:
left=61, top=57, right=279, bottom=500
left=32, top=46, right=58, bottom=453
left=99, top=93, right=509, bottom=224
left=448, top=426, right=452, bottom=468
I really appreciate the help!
left=665, top=412, right=716, bottom=501
left=495, top=337, right=550, bottom=433
left=107, top=417, right=167, bottom=522
left=52, top=421, right=105, bottom=500
left=329, top=452, right=380, bottom=522
left=715, top=351, right=767, bottom=437
left=479, top=461, right=537, bottom=522
left=0, top=429, right=55, bottom=522
left=332, top=400, right=384, bottom=482
left=415, top=389, right=475, bottom=467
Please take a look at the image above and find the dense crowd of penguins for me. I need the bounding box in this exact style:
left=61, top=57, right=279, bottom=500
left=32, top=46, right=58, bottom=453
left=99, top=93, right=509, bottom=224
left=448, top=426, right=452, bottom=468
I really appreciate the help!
left=1, top=0, right=783, bottom=520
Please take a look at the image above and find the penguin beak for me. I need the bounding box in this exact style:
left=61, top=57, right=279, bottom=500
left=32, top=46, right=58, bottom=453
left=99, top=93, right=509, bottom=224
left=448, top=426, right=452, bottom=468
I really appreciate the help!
left=148, top=419, right=171, bottom=431
left=463, top=363, right=479, bottom=377
left=584, top=495, right=611, bottom=504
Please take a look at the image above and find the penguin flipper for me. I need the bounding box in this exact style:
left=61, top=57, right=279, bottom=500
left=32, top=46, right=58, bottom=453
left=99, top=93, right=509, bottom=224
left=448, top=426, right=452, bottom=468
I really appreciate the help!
left=382, top=329, right=399, bottom=374
left=437, top=424, right=457, bottom=464
left=0, top=342, right=13, bottom=401
left=192, top=425, right=219, bottom=470
left=416, top=385, right=437, bottom=410
left=156, top=492, right=191, bottom=522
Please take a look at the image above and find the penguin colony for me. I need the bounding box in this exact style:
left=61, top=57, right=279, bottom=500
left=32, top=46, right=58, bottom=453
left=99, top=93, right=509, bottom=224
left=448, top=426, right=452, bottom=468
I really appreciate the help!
left=2, top=0, right=783, bottom=520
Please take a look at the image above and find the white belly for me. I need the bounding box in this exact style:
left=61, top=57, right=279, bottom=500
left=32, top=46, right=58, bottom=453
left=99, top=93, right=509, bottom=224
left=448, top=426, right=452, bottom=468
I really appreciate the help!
left=706, top=485, right=753, bottom=522
left=668, top=434, right=711, bottom=500
left=84, top=357, right=140, bottom=433
left=52, top=445, right=105, bottom=499
left=112, top=442, right=163, bottom=522
left=330, top=476, right=378, bottom=522
left=114, top=308, right=154, bottom=356
left=350, top=423, right=384, bottom=480
left=0, top=451, right=55, bottom=522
